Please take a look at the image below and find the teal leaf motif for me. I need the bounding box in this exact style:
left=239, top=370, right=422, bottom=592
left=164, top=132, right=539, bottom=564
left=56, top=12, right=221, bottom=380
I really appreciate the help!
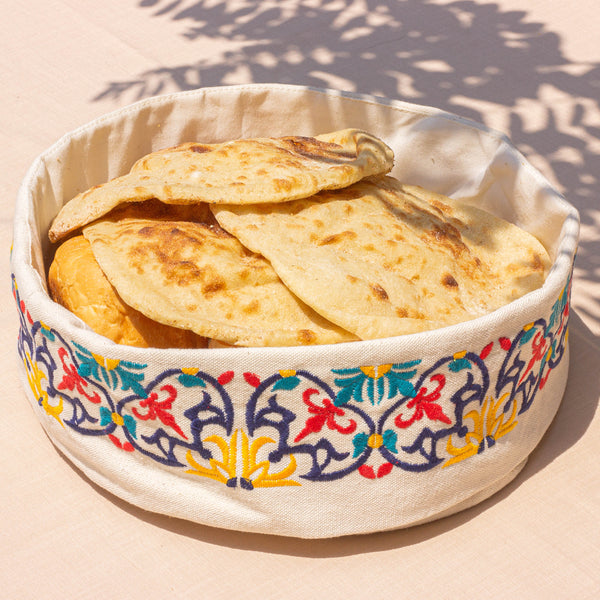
left=333, top=373, right=365, bottom=407
left=122, top=414, right=137, bottom=439
left=272, top=376, right=301, bottom=391
left=334, top=385, right=355, bottom=407
left=118, top=369, right=146, bottom=397
left=333, top=360, right=421, bottom=406
left=178, top=373, right=207, bottom=387
left=352, top=432, right=369, bottom=458
left=77, top=361, right=94, bottom=378
left=387, top=372, right=418, bottom=399
left=71, top=342, right=148, bottom=398
left=549, top=282, right=568, bottom=329
left=382, top=429, right=398, bottom=454
left=99, top=406, right=112, bottom=427
left=519, top=327, right=537, bottom=345
left=40, top=327, right=55, bottom=341
left=449, top=358, right=471, bottom=372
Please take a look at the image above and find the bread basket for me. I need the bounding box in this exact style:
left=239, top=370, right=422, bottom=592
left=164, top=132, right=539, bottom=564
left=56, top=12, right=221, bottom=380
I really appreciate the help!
left=11, top=84, right=579, bottom=538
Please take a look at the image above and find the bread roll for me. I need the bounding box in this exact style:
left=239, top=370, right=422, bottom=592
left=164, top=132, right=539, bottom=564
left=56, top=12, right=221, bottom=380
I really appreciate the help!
left=48, top=235, right=208, bottom=349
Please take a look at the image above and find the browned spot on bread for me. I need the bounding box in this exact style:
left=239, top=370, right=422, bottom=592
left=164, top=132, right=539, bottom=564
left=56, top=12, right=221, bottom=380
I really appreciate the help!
left=319, top=230, right=358, bottom=245
left=202, top=278, right=226, bottom=295
left=442, top=273, right=459, bottom=288
left=297, top=329, right=317, bottom=344
left=396, top=307, right=408, bottom=318
left=242, top=299, right=260, bottom=314
left=370, top=283, right=389, bottom=300
left=125, top=222, right=231, bottom=285
left=426, top=223, right=469, bottom=258
left=531, top=252, right=544, bottom=271
left=190, top=144, right=212, bottom=153
left=430, top=198, right=452, bottom=215
left=273, top=178, right=293, bottom=192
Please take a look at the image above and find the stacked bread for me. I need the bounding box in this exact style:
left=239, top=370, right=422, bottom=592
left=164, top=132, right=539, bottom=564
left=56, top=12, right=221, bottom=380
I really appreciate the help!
left=47, top=129, right=550, bottom=348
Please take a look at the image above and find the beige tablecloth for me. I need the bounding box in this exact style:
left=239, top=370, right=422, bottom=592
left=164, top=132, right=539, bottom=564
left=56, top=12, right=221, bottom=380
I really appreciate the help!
left=2, top=1, right=599, bottom=597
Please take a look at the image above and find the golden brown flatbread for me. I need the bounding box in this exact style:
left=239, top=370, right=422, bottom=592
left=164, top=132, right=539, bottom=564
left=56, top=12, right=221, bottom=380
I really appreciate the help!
left=47, top=235, right=208, bottom=349
left=48, top=129, right=394, bottom=243
left=211, top=176, right=551, bottom=339
left=82, top=218, right=358, bottom=347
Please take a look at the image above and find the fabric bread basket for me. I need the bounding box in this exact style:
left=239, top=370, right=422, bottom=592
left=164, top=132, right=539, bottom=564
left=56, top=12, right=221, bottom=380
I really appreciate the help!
left=11, top=84, right=579, bottom=538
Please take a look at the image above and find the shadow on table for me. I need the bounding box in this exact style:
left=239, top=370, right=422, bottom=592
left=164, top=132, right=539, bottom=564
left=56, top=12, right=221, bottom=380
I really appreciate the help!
left=75, top=309, right=597, bottom=557
left=94, top=0, right=600, bottom=329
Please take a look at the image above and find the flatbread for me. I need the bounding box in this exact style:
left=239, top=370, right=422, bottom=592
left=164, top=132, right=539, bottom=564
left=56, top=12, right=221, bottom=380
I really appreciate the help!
left=47, top=235, right=208, bottom=349
left=48, top=129, right=394, bottom=242
left=211, top=176, right=551, bottom=339
left=82, top=218, right=358, bottom=347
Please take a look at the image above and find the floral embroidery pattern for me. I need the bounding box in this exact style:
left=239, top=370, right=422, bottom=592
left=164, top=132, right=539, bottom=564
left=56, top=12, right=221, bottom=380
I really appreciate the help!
left=13, top=272, right=571, bottom=488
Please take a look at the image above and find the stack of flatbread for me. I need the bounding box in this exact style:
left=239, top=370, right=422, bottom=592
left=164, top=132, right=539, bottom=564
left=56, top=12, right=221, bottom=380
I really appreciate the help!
left=47, top=128, right=550, bottom=348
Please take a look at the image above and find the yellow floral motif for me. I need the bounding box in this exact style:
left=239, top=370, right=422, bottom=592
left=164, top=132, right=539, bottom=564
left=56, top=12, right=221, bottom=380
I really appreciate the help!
left=359, top=364, right=392, bottom=379
left=111, top=412, right=125, bottom=427
left=368, top=434, right=384, bottom=449
left=185, top=429, right=300, bottom=488
left=279, top=369, right=297, bottom=378
left=24, top=351, right=63, bottom=427
left=186, top=432, right=237, bottom=484
left=453, top=350, right=467, bottom=360
left=91, top=353, right=120, bottom=371
left=181, top=367, right=199, bottom=376
left=443, top=393, right=518, bottom=468
left=240, top=430, right=300, bottom=487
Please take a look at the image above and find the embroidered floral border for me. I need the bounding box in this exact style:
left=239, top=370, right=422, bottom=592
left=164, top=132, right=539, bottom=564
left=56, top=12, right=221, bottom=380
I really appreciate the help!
left=14, top=273, right=570, bottom=489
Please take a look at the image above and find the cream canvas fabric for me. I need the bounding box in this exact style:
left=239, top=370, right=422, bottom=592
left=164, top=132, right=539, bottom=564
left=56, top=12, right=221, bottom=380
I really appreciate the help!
left=11, top=84, right=578, bottom=538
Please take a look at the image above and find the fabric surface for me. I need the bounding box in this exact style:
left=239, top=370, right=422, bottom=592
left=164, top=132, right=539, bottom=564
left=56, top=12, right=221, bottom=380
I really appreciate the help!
left=2, top=1, right=600, bottom=598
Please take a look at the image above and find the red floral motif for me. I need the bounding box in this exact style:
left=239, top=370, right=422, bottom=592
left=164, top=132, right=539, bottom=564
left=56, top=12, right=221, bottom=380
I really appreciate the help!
left=395, top=374, right=451, bottom=429
left=480, top=342, right=493, bottom=360
left=294, top=388, right=357, bottom=442
left=539, top=368, right=552, bottom=390
left=218, top=371, right=234, bottom=385
left=20, top=299, right=33, bottom=325
left=57, top=347, right=101, bottom=404
left=132, top=384, right=187, bottom=439
left=519, top=331, right=548, bottom=385
left=244, top=372, right=261, bottom=388
left=108, top=434, right=134, bottom=452
left=358, top=463, right=393, bottom=479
